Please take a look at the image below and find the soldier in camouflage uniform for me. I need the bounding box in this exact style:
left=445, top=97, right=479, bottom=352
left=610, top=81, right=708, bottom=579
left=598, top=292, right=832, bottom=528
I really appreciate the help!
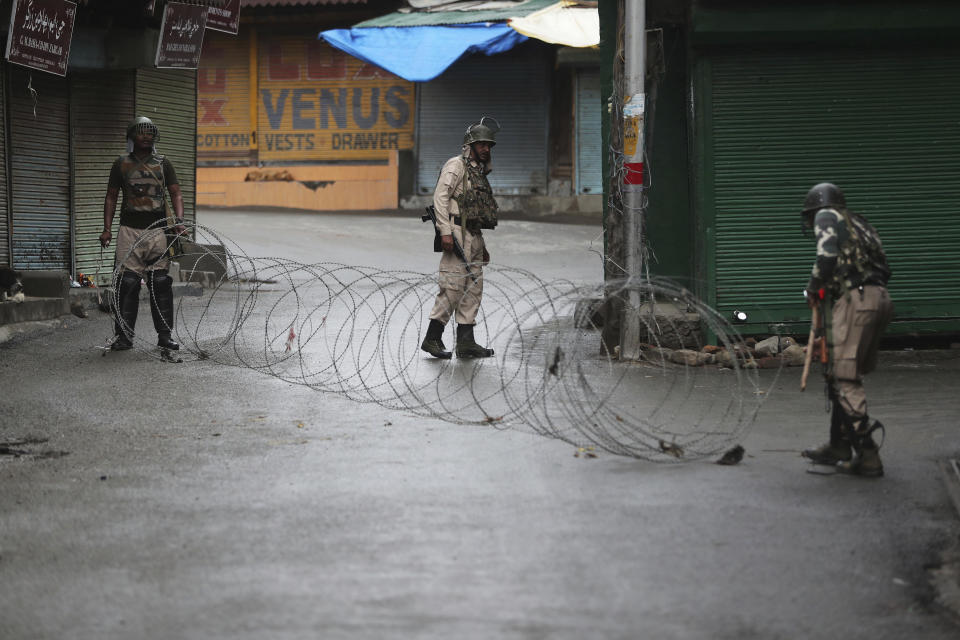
left=100, top=117, right=185, bottom=351
left=800, top=183, right=893, bottom=477
left=420, top=118, right=500, bottom=359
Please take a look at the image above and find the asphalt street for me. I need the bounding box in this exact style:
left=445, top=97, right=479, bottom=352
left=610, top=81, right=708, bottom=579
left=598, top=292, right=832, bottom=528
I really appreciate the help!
left=1, top=209, right=959, bottom=639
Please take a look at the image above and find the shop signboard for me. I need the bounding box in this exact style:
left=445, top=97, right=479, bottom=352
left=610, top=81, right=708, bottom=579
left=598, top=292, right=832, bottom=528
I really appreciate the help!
left=5, top=0, right=77, bottom=76
left=156, top=1, right=208, bottom=69
left=207, top=0, right=239, bottom=35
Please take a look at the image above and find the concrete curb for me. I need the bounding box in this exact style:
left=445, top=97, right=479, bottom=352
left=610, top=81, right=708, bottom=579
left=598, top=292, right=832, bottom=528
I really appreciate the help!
left=0, top=297, right=69, bottom=325
left=68, top=282, right=203, bottom=313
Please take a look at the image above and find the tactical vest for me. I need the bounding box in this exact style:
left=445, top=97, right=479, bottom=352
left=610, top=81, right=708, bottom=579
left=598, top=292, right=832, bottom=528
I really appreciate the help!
left=455, top=159, right=498, bottom=230
left=118, top=153, right=167, bottom=229
left=833, top=208, right=891, bottom=293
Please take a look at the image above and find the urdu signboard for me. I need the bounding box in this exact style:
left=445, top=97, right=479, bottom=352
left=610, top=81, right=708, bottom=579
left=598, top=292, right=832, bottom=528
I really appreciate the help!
left=4, top=0, right=77, bottom=76
left=155, top=2, right=208, bottom=69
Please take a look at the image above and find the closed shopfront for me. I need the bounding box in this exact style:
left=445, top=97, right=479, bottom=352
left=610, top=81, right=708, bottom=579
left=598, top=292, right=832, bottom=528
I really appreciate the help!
left=71, top=70, right=136, bottom=283
left=256, top=29, right=415, bottom=164
left=197, top=30, right=253, bottom=164
left=198, top=28, right=416, bottom=166
left=575, top=67, right=601, bottom=195
left=696, top=48, right=960, bottom=333
left=416, top=42, right=551, bottom=196
left=137, top=68, right=197, bottom=224
left=0, top=64, right=8, bottom=266
left=9, top=66, right=71, bottom=271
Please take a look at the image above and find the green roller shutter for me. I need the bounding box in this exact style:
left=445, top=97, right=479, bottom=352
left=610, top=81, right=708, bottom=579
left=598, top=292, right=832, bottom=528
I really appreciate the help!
left=698, top=48, right=960, bottom=333
left=0, top=63, right=8, bottom=266
left=71, top=71, right=136, bottom=284
left=575, top=67, right=602, bottom=195
left=8, top=66, right=71, bottom=271
left=136, top=68, right=197, bottom=224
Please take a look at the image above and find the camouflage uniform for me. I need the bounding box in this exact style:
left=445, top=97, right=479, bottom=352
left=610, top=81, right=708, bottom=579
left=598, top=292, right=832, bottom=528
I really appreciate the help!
left=107, top=151, right=180, bottom=350
left=109, top=152, right=178, bottom=273
left=804, top=204, right=893, bottom=474
left=428, top=154, right=498, bottom=326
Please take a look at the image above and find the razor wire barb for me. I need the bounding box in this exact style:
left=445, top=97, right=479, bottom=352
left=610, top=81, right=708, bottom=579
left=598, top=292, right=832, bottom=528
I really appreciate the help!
left=107, top=220, right=777, bottom=462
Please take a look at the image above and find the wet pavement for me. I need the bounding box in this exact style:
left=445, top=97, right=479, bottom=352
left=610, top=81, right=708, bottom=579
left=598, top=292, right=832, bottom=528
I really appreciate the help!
left=0, top=210, right=958, bottom=639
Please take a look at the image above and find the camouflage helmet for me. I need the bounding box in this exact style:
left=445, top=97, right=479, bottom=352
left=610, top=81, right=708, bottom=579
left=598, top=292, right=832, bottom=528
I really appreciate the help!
left=802, top=182, right=846, bottom=215
left=463, top=116, right=500, bottom=146
left=127, top=116, right=159, bottom=141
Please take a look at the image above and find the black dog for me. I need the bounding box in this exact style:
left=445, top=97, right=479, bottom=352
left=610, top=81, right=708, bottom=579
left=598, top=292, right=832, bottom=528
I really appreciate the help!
left=0, top=266, right=24, bottom=303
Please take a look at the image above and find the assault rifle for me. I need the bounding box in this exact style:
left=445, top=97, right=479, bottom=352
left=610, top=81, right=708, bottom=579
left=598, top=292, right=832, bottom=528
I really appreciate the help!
left=421, top=205, right=477, bottom=283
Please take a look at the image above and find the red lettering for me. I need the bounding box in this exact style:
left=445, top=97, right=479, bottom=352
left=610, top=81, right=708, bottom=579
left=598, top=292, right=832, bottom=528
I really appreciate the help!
left=268, top=43, right=299, bottom=80
left=307, top=41, right=345, bottom=79
left=199, top=69, right=226, bottom=92
left=199, top=99, right=228, bottom=125
left=199, top=43, right=227, bottom=91
left=355, top=61, right=384, bottom=79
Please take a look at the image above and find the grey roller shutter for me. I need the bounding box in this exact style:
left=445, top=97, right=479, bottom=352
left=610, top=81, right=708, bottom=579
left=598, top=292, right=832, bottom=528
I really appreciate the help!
left=700, top=49, right=960, bottom=330
left=575, top=67, right=601, bottom=194
left=416, top=43, right=550, bottom=196
left=8, top=67, right=71, bottom=271
left=71, top=71, right=136, bottom=284
left=136, top=68, right=197, bottom=223
left=0, top=64, right=8, bottom=266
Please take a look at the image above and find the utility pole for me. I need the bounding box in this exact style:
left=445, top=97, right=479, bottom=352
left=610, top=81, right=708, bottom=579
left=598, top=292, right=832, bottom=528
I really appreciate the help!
left=619, top=0, right=646, bottom=360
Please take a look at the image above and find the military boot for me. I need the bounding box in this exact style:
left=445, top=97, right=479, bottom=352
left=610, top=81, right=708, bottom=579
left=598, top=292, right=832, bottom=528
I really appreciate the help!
left=802, top=400, right=852, bottom=464
left=455, top=323, right=494, bottom=358
left=802, top=441, right=852, bottom=465
left=837, top=446, right=884, bottom=477
left=837, top=421, right=884, bottom=478
left=112, top=270, right=141, bottom=350
left=147, top=270, right=179, bottom=350
left=420, top=319, right=451, bottom=359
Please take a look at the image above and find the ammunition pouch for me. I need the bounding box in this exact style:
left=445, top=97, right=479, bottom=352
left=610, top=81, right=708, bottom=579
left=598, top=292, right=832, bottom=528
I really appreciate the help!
left=455, top=159, right=498, bottom=231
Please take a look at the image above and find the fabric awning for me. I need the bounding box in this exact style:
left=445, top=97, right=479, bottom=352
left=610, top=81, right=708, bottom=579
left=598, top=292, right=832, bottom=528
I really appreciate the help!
left=508, top=1, right=598, bottom=48
left=319, top=24, right=528, bottom=82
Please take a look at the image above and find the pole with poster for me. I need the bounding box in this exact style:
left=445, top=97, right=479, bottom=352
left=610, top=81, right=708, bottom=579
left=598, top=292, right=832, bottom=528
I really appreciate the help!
left=619, top=0, right=646, bottom=361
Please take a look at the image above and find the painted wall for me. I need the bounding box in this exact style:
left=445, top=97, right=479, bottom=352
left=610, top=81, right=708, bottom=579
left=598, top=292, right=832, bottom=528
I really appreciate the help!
left=198, top=28, right=416, bottom=165
left=198, top=150, right=399, bottom=211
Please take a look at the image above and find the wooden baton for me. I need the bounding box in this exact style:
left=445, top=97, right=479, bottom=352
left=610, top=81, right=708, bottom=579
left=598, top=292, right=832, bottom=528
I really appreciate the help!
left=800, top=305, right=819, bottom=392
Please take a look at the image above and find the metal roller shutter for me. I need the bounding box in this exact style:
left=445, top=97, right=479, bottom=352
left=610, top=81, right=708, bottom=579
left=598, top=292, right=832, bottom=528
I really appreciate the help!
left=701, top=49, right=960, bottom=330
left=0, top=64, right=8, bottom=266
left=198, top=29, right=252, bottom=164
left=255, top=30, right=416, bottom=163
left=137, top=68, right=197, bottom=223
left=575, top=67, right=601, bottom=194
left=71, top=71, right=136, bottom=284
left=416, top=42, right=550, bottom=196
left=9, top=67, right=71, bottom=271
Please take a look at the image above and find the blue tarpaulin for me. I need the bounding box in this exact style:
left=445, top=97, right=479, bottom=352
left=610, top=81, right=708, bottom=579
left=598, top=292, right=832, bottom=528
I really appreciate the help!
left=319, top=24, right=528, bottom=83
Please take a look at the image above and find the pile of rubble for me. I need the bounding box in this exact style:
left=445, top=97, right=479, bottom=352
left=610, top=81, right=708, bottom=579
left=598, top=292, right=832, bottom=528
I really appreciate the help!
left=637, top=335, right=807, bottom=369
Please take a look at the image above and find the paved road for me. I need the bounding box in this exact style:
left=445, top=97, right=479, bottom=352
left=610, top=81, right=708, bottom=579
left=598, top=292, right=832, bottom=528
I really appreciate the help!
left=1, top=210, right=958, bottom=639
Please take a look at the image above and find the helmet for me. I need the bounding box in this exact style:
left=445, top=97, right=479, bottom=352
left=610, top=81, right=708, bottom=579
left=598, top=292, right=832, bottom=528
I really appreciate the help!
left=802, top=182, right=846, bottom=214
left=127, top=116, right=159, bottom=141
left=463, top=116, right=500, bottom=146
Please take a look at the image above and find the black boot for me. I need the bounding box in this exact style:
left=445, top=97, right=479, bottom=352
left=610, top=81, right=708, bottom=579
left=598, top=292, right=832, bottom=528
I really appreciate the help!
left=837, top=419, right=884, bottom=477
left=147, top=270, right=179, bottom=350
left=802, top=400, right=852, bottom=464
left=112, top=270, right=141, bottom=350
left=420, top=318, right=452, bottom=359
left=456, top=323, right=494, bottom=358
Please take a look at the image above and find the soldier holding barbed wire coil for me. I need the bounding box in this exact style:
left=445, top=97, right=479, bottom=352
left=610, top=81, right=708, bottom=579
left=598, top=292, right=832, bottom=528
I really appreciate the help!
left=100, top=116, right=185, bottom=352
